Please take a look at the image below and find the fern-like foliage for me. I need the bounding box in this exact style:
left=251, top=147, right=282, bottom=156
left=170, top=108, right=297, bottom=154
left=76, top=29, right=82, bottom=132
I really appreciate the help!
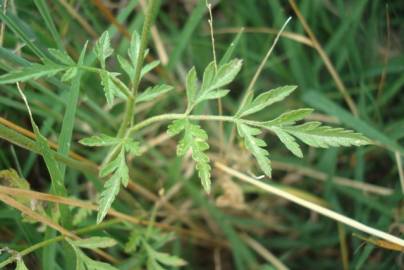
left=79, top=134, right=140, bottom=223
left=234, top=85, right=371, bottom=176
left=236, top=123, right=272, bottom=177
left=0, top=28, right=371, bottom=224
left=167, top=119, right=211, bottom=193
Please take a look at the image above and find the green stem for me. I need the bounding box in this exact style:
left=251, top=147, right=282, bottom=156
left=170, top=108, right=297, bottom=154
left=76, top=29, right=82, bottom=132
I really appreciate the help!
left=0, top=123, right=139, bottom=208
left=0, top=219, right=120, bottom=268
left=78, top=65, right=132, bottom=98
left=117, top=0, right=158, bottom=138
left=126, top=113, right=260, bottom=137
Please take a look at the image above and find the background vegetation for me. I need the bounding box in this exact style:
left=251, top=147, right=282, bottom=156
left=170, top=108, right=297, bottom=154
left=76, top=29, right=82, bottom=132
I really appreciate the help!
left=0, top=0, right=403, bottom=269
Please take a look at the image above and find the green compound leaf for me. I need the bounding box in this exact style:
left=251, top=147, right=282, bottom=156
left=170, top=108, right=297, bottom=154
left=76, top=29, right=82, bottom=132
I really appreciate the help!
left=67, top=239, right=118, bottom=270
left=167, top=119, right=187, bottom=136
left=97, top=148, right=130, bottom=223
left=282, top=122, right=372, bottom=148
left=265, top=108, right=314, bottom=126
left=97, top=172, right=121, bottom=223
left=167, top=119, right=212, bottom=193
left=238, top=85, right=297, bottom=117
left=128, top=31, right=141, bottom=70
left=61, top=67, right=78, bottom=82
left=99, top=70, right=122, bottom=105
left=237, top=123, right=272, bottom=177
left=71, top=237, right=117, bottom=249
left=185, top=67, right=198, bottom=108
left=195, top=59, right=242, bottom=105
left=136, top=84, right=173, bottom=103
left=144, top=242, right=187, bottom=269
left=48, top=48, right=75, bottom=65
left=0, top=64, right=67, bottom=84
left=117, top=54, right=134, bottom=80
left=184, top=59, right=242, bottom=110
left=271, top=126, right=303, bottom=158
left=141, top=60, right=160, bottom=78
left=79, top=133, right=121, bottom=147
left=206, top=59, right=242, bottom=91
left=94, top=31, right=113, bottom=69
left=123, top=139, right=141, bottom=156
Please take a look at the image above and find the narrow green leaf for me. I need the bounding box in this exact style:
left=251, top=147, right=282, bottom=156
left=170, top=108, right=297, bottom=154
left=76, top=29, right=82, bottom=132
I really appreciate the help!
left=61, top=67, right=78, bottom=82
left=167, top=0, right=206, bottom=69
left=48, top=48, right=75, bottom=65
left=136, top=84, right=173, bottom=103
left=219, top=28, right=244, bottom=65
left=72, top=237, right=117, bottom=249
left=33, top=0, right=64, bottom=50
left=199, top=89, right=230, bottom=101
left=302, top=91, right=402, bottom=154
left=17, top=85, right=68, bottom=223
left=271, top=126, right=303, bottom=158
left=72, top=208, right=92, bottom=226
left=128, top=31, right=140, bottom=69
left=57, top=43, right=86, bottom=177
left=79, top=134, right=121, bottom=147
left=145, top=242, right=187, bottom=267
left=195, top=59, right=242, bottom=105
left=67, top=239, right=117, bottom=270
left=265, top=108, right=313, bottom=126
left=239, top=85, right=297, bottom=117
left=0, top=64, right=66, bottom=84
left=185, top=67, right=198, bottom=108
left=82, top=257, right=118, bottom=270
left=97, top=171, right=121, bottom=223
left=97, top=149, right=128, bottom=222
left=283, top=122, right=371, bottom=148
left=125, top=230, right=142, bottom=253
left=94, top=31, right=113, bottom=69
left=117, top=54, right=134, bottom=80
left=237, top=123, right=271, bottom=177
left=168, top=120, right=211, bottom=193
left=208, top=59, right=242, bottom=91
left=99, top=71, right=121, bottom=105
left=123, top=140, right=141, bottom=156
left=0, top=11, right=47, bottom=59
left=141, top=60, right=160, bottom=78
left=99, top=154, right=120, bottom=177
left=201, top=61, right=216, bottom=91
left=167, top=119, right=187, bottom=136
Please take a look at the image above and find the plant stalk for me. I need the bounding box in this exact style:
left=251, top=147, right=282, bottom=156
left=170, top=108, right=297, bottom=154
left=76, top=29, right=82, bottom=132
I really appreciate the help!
left=117, top=0, right=158, bottom=138
left=0, top=219, right=120, bottom=268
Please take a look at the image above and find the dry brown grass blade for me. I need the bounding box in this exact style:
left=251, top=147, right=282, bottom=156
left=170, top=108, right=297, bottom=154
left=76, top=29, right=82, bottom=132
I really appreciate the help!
left=90, top=0, right=130, bottom=38
left=271, top=160, right=394, bottom=196
left=57, top=0, right=98, bottom=38
left=0, top=186, right=225, bottom=248
left=215, top=27, right=314, bottom=47
left=353, top=233, right=404, bottom=252
left=0, top=192, right=118, bottom=263
left=288, top=0, right=358, bottom=116
left=241, top=234, right=289, bottom=270
left=0, top=117, right=206, bottom=235
left=215, top=161, right=404, bottom=247
left=0, top=116, right=86, bottom=161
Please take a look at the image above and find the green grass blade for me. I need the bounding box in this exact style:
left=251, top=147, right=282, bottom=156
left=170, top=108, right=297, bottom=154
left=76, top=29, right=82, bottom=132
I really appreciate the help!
left=0, top=11, right=47, bottom=60
left=167, top=1, right=206, bottom=69
left=33, top=0, right=64, bottom=51
left=302, top=91, right=404, bottom=154
left=57, top=43, right=87, bottom=177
